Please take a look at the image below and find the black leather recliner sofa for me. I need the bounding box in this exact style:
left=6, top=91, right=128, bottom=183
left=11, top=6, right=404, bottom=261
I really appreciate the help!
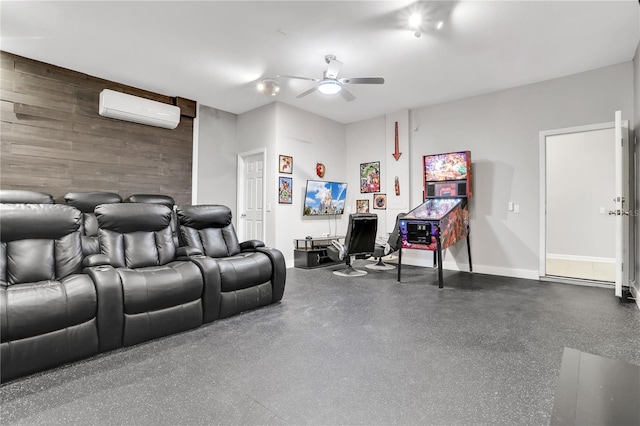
left=0, top=195, right=287, bottom=382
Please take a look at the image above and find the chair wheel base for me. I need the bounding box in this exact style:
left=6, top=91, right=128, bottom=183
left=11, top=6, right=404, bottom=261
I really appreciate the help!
left=333, top=266, right=368, bottom=277
left=365, top=263, right=395, bottom=271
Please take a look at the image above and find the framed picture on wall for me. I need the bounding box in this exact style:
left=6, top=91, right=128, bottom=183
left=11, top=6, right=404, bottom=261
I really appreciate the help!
left=360, top=161, right=380, bottom=193
left=356, top=199, right=369, bottom=213
left=373, top=193, right=387, bottom=210
left=279, top=176, right=292, bottom=204
left=279, top=155, right=293, bottom=174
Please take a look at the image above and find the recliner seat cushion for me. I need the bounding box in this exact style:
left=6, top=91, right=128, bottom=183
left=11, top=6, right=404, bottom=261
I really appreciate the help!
left=217, top=253, right=273, bottom=292
left=118, top=262, right=203, bottom=314
left=1, top=275, right=97, bottom=342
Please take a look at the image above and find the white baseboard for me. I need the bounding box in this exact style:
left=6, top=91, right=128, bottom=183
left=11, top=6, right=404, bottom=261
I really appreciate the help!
left=546, top=253, right=615, bottom=264
left=393, top=250, right=539, bottom=280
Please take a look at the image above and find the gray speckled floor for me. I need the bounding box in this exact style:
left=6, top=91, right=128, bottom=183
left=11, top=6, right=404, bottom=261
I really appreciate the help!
left=1, top=263, right=639, bottom=425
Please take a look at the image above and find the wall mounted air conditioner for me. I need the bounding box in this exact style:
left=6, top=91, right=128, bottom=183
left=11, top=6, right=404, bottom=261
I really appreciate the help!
left=98, top=89, right=180, bottom=129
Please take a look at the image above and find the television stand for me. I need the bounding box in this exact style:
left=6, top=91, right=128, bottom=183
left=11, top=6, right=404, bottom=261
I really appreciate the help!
left=293, top=236, right=344, bottom=269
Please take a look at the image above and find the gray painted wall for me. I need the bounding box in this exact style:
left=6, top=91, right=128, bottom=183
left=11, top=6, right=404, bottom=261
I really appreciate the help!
left=195, top=105, right=238, bottom=209
left=274, top=103, right=348, bottom=263
left=237, top=103, right=277, bottom=247
left=405, top=62, right=633, bottom=277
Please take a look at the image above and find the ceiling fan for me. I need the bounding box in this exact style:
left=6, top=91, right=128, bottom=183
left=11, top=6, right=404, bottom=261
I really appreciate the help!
left=279, top=55, right=384, bottom=102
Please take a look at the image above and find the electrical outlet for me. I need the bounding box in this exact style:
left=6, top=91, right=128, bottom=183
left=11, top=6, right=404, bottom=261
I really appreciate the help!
left=514, top=204, right=520, bottom=213
left=508, top=201, right=514, bottom=211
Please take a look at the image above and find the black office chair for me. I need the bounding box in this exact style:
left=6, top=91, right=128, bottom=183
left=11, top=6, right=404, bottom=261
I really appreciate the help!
left=327, top=213, right=378, bottom=277
left=365, top=212, right=406, bottom=271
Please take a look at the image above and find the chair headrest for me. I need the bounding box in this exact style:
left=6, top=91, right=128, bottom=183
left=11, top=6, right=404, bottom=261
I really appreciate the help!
left=0, top=204, right=81, bottom=242
left=126, top=194, right=175, bottom=208
left=64, top=192, right=122, bottom=212
left=0, top=189, right=55, bottom=204
left=176, top=205, right=232, bottom=230
left=96, top=203, right=172, bottom=233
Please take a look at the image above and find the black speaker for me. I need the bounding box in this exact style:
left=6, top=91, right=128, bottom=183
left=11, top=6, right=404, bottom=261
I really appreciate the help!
left=426, top=184, right=435, bottom=197
left=457, top=182, right=467, bottom=197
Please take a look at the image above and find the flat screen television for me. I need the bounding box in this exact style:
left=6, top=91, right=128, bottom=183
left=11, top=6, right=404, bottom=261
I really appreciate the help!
left=303, top=180, right=347, bottom=216
left=424, top=151, right=469, bottom=182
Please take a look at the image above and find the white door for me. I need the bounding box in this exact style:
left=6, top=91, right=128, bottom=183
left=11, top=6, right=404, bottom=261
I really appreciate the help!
left=238, top=152, right=265, bottom=242
left=613, top=111, right=630, bottom=297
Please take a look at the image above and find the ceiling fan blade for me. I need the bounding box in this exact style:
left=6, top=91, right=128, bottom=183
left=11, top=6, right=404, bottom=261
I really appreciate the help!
left=278, top=75, right=320, bottom=82
left=339, top=88, right=356, bottom=102
left=339, top=77, right=385, bottom=85
left=325, top=58, right=343, bottom=79
left=296, top=87, right=318, bottom=99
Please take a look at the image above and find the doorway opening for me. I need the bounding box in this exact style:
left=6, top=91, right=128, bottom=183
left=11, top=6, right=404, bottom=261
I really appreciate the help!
left=540, top=124, right=616, bottom=284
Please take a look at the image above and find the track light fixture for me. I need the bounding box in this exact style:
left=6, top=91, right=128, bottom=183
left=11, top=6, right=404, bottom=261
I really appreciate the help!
left=409, top=13, right=422, bottom=38
left=257, top=78, right=280, bottom=96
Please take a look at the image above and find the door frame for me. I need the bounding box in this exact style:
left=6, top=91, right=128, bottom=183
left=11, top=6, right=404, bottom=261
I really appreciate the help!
left=539, top=121, right=616, bottom=281
left=236, top=148, right=267, bottom=242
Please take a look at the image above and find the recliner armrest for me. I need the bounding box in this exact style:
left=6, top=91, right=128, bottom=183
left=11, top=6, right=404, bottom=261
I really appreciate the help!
left=176, top=246, right=203, bottom=260
left=83, top=254, right=111, bottom=268
left=240, top=240, right=265, bottom=251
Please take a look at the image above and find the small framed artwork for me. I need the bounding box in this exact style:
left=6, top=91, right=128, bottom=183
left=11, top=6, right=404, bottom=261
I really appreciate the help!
left=360, top=161, right=380, bottom=193
left=356, top=199, right=369, bottom=213
left=279, top=177, right=292, bottom=204
left=373, top=193, right=387, bottom=210
left=279, top=155, right=293, bottom=174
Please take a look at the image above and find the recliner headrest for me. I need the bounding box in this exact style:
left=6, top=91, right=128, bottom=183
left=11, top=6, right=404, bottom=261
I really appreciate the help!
left=177, top=205, right=233, bottom=230
left=126, top=194, right=175, bottom=208
left=96, top=203, right=172, bottom=233
left=64, top=192, right=122, bottom=212
left=0, top=189, right=55, bottom=204
left=0, top=204, right=81, bottom=242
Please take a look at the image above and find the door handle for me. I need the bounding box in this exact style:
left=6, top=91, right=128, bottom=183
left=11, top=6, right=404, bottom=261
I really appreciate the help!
left=240, top=214, right=247, bottom=218
left=608, top=210, right=630, bottom=216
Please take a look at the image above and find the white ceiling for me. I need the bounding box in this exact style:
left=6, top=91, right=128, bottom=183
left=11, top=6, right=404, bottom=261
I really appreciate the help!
left=1, top=1, right=638, bottom=124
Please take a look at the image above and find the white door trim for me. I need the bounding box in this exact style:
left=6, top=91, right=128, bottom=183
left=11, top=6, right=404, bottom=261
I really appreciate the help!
left=539, top=122, right=614, bottom=279
left=237, top=148, right=267, bottom=241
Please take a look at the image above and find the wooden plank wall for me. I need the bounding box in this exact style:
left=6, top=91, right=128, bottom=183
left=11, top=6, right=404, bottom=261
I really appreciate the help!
left=0, top=51, right=193, bottom=205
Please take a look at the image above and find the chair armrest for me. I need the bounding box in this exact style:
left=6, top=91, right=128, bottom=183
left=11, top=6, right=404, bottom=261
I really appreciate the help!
left=83, top=264, right=122, bottom=352
left=240, top=240, right=265, bottom=251
left=82, top=254, right=111, bottom=268
left=176, top=246, right=203, bottom=259
left=331, top=240, right=346, bottom=260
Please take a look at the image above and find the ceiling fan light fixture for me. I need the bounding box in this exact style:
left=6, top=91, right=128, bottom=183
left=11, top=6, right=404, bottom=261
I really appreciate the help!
left=318, top=79, right=341, bottom=95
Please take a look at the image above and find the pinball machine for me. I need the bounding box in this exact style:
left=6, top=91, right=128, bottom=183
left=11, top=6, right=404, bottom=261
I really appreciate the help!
left=397, top=151, right=472, bottom=288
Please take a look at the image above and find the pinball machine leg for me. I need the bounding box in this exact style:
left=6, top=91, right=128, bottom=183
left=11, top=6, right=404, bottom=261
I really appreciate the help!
left=436, top=235, right=444, bottom=289
left=397, top=246, right=402, bottom=282
left=467, top=226, right=473, bottom=272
